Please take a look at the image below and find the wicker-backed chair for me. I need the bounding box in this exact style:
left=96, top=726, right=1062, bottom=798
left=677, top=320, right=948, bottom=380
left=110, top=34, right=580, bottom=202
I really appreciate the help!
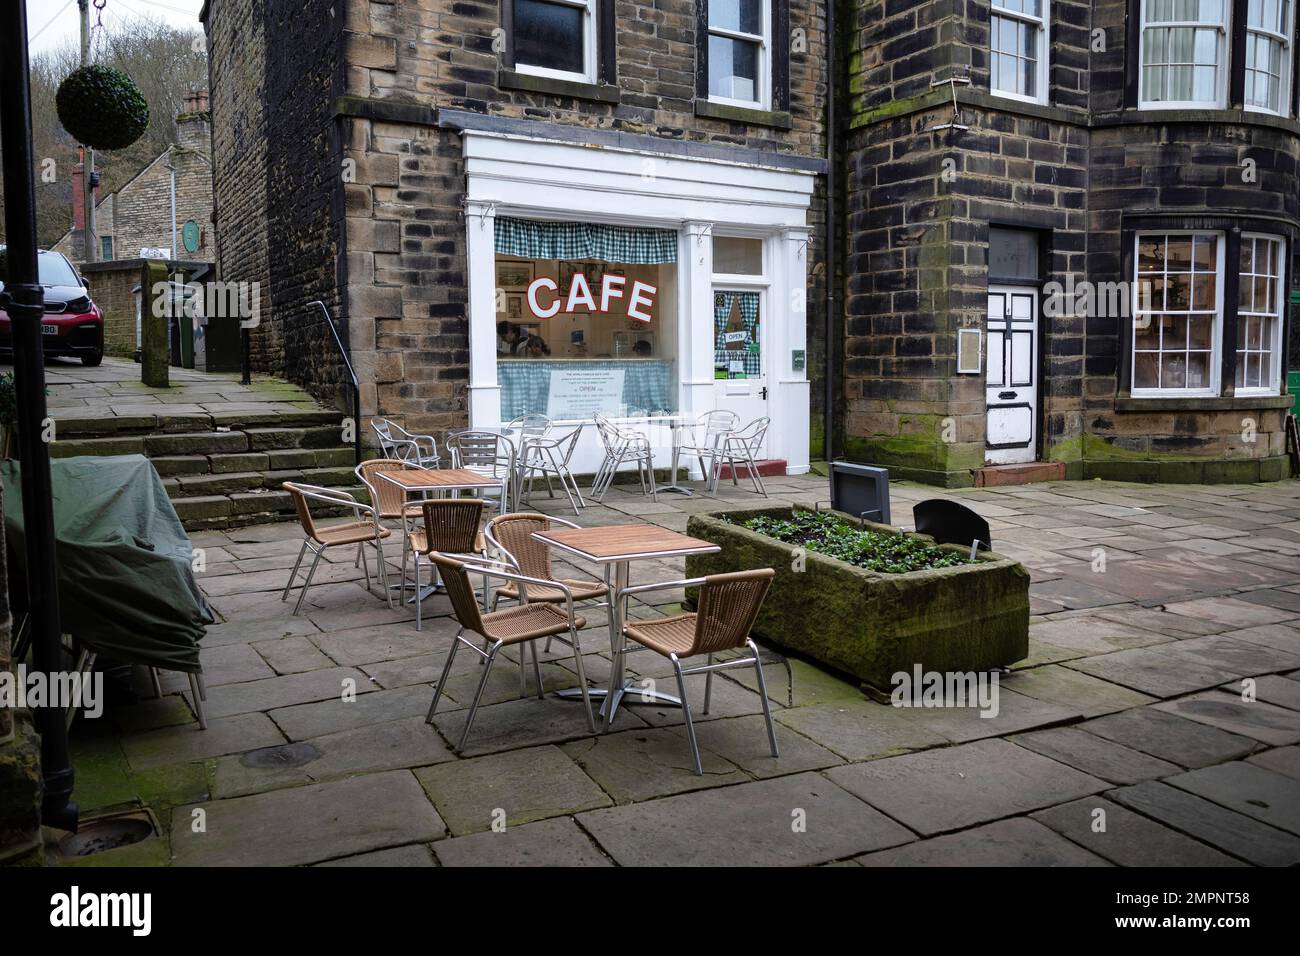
left=620, top=568, right=779, bottom=774
left=485, top=512, right=610, bottom=616
left=407, top=498, right=488, bottom=630
left=281, top=482, right=391, bottom=615
left=425, top=553, right=595, bottom=751
left=355, top=459, right=427, bottom=602
left=714, top=416, right=771, bottom=497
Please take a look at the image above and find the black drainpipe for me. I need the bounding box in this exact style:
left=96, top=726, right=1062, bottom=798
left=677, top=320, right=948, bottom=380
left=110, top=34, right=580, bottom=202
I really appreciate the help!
left=823, top=0, right=837, bottom=463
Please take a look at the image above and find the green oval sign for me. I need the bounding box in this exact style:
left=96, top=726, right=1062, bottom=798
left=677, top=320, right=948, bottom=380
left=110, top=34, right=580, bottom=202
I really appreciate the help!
left=182, top=220, right=200, bottom=254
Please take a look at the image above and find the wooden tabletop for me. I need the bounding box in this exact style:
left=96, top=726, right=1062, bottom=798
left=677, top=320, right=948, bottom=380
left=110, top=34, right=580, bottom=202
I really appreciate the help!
left=532, top=523, right=721, bottom=562
left=378, top=467, right=503, bottom=490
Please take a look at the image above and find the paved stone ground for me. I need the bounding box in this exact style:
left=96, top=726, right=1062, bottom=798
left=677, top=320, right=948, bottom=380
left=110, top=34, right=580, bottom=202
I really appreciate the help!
left=43, top=355, right=327, bottom=420
left=58, top=471, right=1300, bottom=867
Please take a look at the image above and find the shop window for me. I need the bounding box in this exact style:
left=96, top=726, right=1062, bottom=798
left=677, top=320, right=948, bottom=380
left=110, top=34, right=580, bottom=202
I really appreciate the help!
left=1139, top=0, right=1228, bottom=108
left=1132, top=232, right=1222, bottom=395
left=1245, top=0, right=1292, bottom=114
left=494, top=218, right=678, bottom=422
left=707, top=0, right=771, bottom=107
left=1236, top=234, right=1285, bottom=393
left=989, top=0, right=1049, bottom=104
left=513, top=0, right=597, bottom=83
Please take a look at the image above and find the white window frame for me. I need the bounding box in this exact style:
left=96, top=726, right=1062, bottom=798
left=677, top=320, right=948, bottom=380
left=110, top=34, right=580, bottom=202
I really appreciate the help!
left=1245, top=0, right=1294, bottom=115
left=989, top=0, right=1051, bottom=105
left=1138, top=0, right=1230, bottom=109
left=707, top=0, right=772, bottom=110
left=513, top=0, right=598, bottom=85
left=1131, top=230, right=1225, bottom=398
left=1236, top=232, right=1286, bottom=395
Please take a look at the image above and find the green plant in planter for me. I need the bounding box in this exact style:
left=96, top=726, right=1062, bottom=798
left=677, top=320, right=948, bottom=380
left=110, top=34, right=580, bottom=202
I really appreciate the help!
left=730, top=510, right=976, bottom=573
left=56, top=65, right=150, bottom=151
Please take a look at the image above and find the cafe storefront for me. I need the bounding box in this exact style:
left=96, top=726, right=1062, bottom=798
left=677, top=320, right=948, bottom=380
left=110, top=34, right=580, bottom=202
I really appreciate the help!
left=463, top=129, right=817, bottom=478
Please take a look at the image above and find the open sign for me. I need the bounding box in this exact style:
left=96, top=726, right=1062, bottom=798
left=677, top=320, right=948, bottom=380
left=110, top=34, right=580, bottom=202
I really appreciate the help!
left=528, top=271, right=657, bottom=322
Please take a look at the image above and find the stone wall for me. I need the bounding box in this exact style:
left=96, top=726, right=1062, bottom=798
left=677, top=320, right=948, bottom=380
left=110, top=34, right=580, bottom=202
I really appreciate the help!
left=204, top=0, right=272, bottom=372
left=841, top=0, right=1299, bottom=484
left=208, top=0, right=829, bottom=439
left=106, top=149, right=214, bottom=263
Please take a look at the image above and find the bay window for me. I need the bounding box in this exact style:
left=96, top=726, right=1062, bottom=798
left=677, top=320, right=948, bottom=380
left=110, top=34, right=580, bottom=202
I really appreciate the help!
left=1133, top=232, right=1222, bottom=395
left=708, top=0, right=771, bottom=107
left=1245, top=0, right=1293, bottom=113
left=1236, top=234, right=1285, bottom=393
left=989, top=0, right=1049, bottom=103
left=1139, top=0, right=1229, bottom=108
left=513, top=0, right=597, bottom=83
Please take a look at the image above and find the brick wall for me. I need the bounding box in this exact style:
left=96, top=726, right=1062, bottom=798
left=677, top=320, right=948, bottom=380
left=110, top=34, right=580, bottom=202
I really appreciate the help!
left=205, top=0, right=271, bottom=371
left=106, top=150, right=213, bottom=261
left=207, top=0, right=829, bottom=438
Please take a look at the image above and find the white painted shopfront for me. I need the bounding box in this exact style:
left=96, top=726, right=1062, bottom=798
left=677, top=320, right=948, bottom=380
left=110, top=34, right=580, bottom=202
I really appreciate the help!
left=462, top=128, right=815, bottom=479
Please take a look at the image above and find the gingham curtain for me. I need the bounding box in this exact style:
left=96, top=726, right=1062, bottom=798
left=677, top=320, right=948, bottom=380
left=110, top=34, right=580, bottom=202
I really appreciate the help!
left=714, top=291, right=761, bottom=377
left=498, top=359, right=677, bottom=420
left=495, top=217, right=678, bottom=264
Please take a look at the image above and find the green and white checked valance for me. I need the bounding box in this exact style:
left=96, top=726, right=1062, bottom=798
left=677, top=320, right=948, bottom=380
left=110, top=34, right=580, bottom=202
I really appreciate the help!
left=495, top=217, right=678, bottom=264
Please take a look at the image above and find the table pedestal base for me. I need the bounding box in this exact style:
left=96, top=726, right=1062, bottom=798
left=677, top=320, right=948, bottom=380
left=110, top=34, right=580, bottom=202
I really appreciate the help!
left=555, top=682, right=682, bottom=719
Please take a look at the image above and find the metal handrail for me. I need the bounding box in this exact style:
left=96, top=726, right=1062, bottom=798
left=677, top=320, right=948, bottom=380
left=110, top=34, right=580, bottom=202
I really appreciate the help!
left=306, top=299, right=361, bottom=465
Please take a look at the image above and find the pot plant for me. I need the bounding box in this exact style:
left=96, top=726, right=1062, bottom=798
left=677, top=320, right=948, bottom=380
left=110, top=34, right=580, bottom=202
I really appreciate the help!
left=685, top=504, right=1030, bottom=694
left=56, top=65, right=150, bottom=151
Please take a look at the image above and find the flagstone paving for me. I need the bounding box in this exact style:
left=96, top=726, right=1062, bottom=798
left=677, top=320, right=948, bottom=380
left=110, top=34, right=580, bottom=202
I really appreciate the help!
left=57, top=474, right=1300, bottom=866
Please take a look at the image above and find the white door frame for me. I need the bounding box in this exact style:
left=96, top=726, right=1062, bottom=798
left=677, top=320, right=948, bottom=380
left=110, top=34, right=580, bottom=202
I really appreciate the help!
left=985, top=284, right=1039, bottom=465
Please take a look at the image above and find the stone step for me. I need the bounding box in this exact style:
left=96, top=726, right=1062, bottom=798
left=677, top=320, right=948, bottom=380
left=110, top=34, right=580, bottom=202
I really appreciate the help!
left=717, top=458, right=788, bottom=479
left=164, top=466, right=357, bottom=499
left=52, top=408, right=345, bottom=438
left=974, top=461, right=1068, bottom=487
left=174, top=483, right=368, bottom=531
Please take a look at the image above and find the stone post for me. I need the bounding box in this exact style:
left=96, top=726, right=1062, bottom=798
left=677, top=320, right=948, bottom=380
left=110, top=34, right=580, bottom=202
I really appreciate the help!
left=141, top=258, right=170, bottom=387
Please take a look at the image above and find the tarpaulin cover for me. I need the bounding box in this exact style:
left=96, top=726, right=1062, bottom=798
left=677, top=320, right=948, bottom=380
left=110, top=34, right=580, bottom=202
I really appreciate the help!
left=2, top=454, right=213, bottom=672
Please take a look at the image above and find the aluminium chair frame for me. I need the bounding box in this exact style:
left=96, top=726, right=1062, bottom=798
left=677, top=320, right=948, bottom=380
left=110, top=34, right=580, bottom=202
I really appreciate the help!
left=617, top=573, right=780, bottom=775
left=425, top=556, right=596, bottom=751
left=715, top=416, right=771, bottom=497
left=518, top=425, right=586, bottom=514
left=591, top=414, right=657, bottom=502
left=281, top=483, right=390, bottom=615
left=448, top=429, right=517, bottom=515
left=677, top=409, right=740, bottom=494
left=372, top=418, right=442, bottom=469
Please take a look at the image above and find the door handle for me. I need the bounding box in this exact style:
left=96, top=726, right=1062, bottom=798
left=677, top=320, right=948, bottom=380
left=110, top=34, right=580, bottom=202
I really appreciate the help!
left=998, top=391, right=1016, bottom=400
left=759, top=386, right=768, bottom=400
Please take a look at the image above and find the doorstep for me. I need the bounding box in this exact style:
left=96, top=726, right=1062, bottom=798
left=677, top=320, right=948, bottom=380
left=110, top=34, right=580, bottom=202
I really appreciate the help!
left=717, top=458, right=787, bottom=479
left=974, top=461, right=1067, bottom=487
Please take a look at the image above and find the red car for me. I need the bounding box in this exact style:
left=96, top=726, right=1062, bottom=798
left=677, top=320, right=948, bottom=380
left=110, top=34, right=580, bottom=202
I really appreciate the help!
left=0, top=248, right=104, bottom=367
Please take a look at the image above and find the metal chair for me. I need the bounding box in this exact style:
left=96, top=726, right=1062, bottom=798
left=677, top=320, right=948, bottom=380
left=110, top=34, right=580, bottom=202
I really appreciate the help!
left=281, top=482, right=391, bottom=615
left=372, top=418, right=441, bottom=468
left=355, top=458, right=426, bottom=604
left=485, top=511, right=610, bottom=615
left=591, top=414, right=657, bottom=501
left=425, top=553, right=596, bottom=752
left=447, top=429, right=516, bottom=514
left=407, top=498, right=489, bottom=630
left=714, top=416, right=771, bottom=497
left=677, top=409, right=740, bottom=493
left=519, top=425, right=585, bottom=514
left=619, top=568, right=779, bottom=775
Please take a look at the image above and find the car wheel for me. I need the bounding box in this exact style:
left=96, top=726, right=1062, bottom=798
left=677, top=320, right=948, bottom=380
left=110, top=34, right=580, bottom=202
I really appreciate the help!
left=81, top=352, right=103, bottom=367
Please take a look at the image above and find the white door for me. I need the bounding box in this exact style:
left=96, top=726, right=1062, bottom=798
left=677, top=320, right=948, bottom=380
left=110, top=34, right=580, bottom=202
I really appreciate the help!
left=712, top=288, right=768, bottom=456
left=985, top=286, right=1038, bottom=465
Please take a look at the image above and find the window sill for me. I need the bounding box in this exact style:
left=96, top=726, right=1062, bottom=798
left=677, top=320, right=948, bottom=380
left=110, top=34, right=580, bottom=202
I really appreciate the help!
left=694, top=99, right=793, bottom=129
left=498, top=69, right=620, bottom=104
left=1114, top=394, right=1292, bottom=412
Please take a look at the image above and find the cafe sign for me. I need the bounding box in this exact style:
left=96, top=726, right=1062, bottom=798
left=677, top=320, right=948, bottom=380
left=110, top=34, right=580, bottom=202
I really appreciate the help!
left=527, top=271, right=657, bottom=322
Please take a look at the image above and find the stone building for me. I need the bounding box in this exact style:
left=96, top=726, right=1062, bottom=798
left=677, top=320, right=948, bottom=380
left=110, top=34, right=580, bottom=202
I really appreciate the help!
left=54, top=90, right=215, bottom=265
left=200, top=0, right=830, bottom=476
left=845, top=0, right=1297, bottom=485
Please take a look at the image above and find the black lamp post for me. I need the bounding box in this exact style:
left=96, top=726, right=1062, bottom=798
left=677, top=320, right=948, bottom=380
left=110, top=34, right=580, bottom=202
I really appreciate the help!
left=0, top=3, right=78, bottom=831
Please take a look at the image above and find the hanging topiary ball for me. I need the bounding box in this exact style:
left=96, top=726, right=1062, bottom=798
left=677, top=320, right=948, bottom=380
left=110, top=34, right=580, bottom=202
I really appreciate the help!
left=56, top=65, right=150, bottom=151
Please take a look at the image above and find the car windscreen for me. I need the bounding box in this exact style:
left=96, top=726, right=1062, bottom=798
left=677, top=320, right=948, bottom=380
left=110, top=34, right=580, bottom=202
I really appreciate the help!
left=0, top=249, right=81, bottom=288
